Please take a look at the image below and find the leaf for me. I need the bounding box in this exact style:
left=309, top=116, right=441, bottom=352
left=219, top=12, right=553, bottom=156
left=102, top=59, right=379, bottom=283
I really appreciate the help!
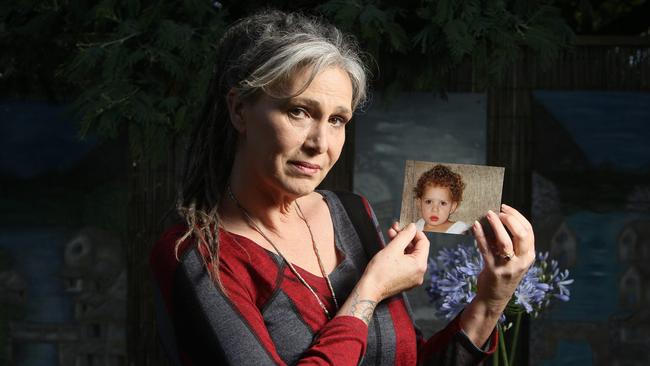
left=319, top=0, right=361, bottom=30
left=359, top=4, right=387, bottom=26
left=173, top=105, right=189, bottom=132
left=155, top=19, right=193, bottom=50
left=460, top=0, right=481, bottom=22
left=126, top=0, right=141, bottom=18
left=156, top=49, right=185, bottom=81
left=434, top=0, right=455, bottom=24
left=384, top=22, right=408, bottom=52
left=102, top=46, right=128, bottom=80
left=159, top=96, right=179, bottom=112
left=444, top=20, right=474, bottom=62
left=93, top=0, right=118, bottom=22
left=67, top=46, right=104, bottom=77
left=125, top=48, right=146, bottom=68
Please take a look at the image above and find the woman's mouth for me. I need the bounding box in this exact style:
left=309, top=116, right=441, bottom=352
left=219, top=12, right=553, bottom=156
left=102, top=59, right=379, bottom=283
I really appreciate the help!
left=289, top=161, right=321, bottom=175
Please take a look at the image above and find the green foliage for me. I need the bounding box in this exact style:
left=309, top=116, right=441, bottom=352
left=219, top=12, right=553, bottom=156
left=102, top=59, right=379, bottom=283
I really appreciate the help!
left=2, top=0, right=574, bottom=162
left=320, top=0, right=574, bottom=92
left=59, top=0, right=226, bottom=162
left=557, top=0, right=648, bottom=33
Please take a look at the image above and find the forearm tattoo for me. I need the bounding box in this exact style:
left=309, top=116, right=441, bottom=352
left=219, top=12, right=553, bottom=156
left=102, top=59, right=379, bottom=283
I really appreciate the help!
left=348, top=289, right=377, bottom=324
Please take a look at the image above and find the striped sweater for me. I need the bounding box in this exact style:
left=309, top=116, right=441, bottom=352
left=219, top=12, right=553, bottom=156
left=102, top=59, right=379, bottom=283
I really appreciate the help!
left=150, top=190, right=496, bottom=365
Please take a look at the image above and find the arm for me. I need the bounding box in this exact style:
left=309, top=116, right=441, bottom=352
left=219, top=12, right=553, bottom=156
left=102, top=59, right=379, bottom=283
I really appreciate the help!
left=336, top=223, right=430, bottom=325
left=461, top=205, right=535, bottom=346
left=419, top=204, right=535, bottom=365
left=417, top=312, right=497, bottom=365
left=380, top=222, right=496, bottom=366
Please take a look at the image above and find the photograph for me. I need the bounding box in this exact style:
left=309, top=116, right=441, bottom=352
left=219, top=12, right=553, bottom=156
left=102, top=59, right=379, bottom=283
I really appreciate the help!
left=399, top=160, right=505, bottom=235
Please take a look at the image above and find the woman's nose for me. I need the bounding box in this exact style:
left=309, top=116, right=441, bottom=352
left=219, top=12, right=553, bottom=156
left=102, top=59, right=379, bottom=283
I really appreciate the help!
left=304, top=122, right=328, bottom=155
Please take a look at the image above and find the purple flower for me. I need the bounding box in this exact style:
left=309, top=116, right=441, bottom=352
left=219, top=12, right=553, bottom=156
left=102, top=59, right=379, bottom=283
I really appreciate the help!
left=427, top=245, right=573, bottom=321
left=426, top=245, right=483, bottom=320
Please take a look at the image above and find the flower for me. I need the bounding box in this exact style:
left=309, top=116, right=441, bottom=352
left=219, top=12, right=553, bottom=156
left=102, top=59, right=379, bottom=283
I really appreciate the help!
left=426, top=244, right=573, bottom=321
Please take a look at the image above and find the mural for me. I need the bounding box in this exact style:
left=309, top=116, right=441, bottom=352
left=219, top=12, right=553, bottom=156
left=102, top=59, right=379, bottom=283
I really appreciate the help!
left=353, top=90, right=650, bottom=366
left=530, top=91, right=650, bottom=366
left=0, top=101, right=127, bottom=365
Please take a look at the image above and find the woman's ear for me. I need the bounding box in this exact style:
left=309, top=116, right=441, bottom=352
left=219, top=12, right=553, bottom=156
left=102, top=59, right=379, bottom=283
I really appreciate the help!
left=226, top=88, right=246, bottom=134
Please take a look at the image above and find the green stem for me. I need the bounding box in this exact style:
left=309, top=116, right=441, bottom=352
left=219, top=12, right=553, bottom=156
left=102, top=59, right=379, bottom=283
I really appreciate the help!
left=508, top=312, right=523, bottom=366
left=498, top=324, right=510, bottom=366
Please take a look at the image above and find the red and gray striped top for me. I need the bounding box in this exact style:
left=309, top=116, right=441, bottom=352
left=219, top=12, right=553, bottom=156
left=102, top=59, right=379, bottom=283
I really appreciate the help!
left=150, top=191, right=496, bottom=365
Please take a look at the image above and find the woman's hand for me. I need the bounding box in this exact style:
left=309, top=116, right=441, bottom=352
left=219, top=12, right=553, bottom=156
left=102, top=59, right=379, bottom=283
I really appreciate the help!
left=460, top=204, right=536, bottom=346
left=337, top=223, right=429, bottom=324
left=363, top=223, right=430, bottom=302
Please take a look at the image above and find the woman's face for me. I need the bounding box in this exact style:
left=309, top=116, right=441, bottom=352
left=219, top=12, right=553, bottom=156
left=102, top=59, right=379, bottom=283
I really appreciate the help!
left=417, top=185, right=458, bottom=227
left=233, top=66, right=353, bottom=198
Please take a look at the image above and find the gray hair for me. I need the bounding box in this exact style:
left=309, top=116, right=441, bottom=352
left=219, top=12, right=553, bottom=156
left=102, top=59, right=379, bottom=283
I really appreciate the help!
left=225, top=12, right=367, bottom=109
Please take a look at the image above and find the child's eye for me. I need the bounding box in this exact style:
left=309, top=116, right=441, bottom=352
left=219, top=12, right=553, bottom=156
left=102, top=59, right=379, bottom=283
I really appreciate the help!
left=425, top=200, right=432, bottom=204
left=441, top=201, right=447, bottom=206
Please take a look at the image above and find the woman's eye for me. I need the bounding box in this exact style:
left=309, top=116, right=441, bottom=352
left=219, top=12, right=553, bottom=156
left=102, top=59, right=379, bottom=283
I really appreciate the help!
left=288, top=108, right=308, bottom=119
left=329, top=116, right=348, bottom=127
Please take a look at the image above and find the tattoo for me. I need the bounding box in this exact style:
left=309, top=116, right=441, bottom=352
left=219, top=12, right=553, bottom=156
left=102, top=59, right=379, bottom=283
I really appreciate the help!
left=349, top=290, right=377, bottom=324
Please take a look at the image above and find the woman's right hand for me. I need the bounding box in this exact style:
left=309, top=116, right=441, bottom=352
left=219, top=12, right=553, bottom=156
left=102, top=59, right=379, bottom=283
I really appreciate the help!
left=362, top=223, right=430, bottom=302
left=337, top=223, right=429, bottom=324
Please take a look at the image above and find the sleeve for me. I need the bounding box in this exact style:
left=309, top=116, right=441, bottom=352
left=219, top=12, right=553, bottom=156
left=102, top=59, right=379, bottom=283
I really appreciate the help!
left=416, top=314, right=497, bottom=365
left=150, top=226, right=370, bottom=366
left=358, top=196, right=497, bottom=366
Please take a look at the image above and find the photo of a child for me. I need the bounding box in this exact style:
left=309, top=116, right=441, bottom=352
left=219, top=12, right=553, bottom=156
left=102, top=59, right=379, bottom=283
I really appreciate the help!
left=399, top=160, right=504, bottom=236
left=413, top=164, right=469, bottom=234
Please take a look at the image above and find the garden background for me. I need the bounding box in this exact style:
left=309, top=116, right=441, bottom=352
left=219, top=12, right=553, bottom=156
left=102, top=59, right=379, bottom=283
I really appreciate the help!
left=2, top=1, right=649, bottom=365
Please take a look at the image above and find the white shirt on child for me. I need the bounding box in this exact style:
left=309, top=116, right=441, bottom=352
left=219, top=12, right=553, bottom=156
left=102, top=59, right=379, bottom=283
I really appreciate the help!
left=415, top=219, right=470, bottom=234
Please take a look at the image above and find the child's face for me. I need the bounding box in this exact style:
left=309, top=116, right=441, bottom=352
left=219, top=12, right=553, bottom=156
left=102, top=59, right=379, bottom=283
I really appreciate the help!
left=417, top=185, right=458, bottom=227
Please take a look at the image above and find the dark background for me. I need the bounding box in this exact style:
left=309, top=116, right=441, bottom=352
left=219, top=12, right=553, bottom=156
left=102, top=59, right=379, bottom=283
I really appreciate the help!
left=1, top=1, right=649, bottom=365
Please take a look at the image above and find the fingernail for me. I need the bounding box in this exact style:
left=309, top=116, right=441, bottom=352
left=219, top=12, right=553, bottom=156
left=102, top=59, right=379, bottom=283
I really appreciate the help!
left=488, top=210, right=495, bottom=217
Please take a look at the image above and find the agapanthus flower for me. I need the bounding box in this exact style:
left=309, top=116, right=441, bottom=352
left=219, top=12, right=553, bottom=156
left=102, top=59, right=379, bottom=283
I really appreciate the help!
left=426, top=245, right=573, bottom=321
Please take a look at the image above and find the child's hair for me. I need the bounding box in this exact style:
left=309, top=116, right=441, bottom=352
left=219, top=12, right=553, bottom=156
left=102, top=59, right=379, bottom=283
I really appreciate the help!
left=413, top=164, right=465, bottom=202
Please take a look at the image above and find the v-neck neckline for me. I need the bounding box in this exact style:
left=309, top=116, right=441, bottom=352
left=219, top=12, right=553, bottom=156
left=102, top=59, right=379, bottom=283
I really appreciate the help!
left=219, top=191, right=349, bottom=281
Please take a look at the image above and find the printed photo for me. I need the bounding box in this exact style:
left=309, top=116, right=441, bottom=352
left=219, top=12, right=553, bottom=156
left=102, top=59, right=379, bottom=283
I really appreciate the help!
left=399, top=160, right=505, bottom=235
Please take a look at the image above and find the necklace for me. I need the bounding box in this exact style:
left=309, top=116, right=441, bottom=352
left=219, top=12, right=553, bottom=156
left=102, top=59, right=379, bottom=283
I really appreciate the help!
left=227, top=186, right=339, bottom=319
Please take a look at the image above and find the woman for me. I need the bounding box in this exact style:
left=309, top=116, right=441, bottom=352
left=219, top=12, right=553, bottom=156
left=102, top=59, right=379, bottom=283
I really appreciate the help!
left=150, top=10, right=535, bottom=366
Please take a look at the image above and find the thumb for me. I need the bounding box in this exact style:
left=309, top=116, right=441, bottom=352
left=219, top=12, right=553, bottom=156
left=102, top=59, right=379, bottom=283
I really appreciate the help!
left=386, top=223, right=417, bottom=251
left=387, top=221, right=400, bottom=240
left=408, top=228, right=430, bottom=258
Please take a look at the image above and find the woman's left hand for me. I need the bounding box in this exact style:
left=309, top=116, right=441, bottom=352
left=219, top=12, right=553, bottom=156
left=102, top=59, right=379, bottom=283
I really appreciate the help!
left=458, top=204, right=535, bottom=347
left=472, top=203, right=536, bottom=312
